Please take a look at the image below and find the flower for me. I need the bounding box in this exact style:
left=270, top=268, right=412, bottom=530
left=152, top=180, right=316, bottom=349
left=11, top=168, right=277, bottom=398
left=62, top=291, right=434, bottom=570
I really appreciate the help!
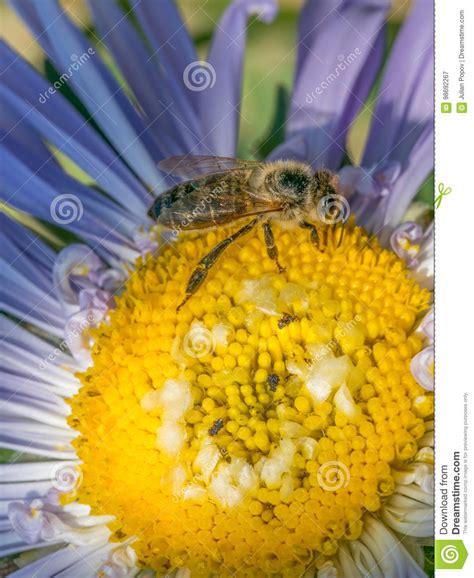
left=0, top=1, right=433, bottom=577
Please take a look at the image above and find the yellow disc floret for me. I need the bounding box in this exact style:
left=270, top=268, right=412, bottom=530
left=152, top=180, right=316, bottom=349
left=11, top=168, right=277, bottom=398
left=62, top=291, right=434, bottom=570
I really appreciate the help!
left=69, top=222, right=432, bottom=577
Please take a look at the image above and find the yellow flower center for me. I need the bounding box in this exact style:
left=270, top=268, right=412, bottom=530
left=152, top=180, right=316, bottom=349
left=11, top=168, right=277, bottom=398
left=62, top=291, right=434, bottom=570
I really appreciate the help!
left=69, top=222, right=432, bottom=577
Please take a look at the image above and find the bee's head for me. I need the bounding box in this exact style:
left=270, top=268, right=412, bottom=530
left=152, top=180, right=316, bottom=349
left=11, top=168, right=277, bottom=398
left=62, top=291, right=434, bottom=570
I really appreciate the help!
left=313, top=169, right=339, bottom=199
left=312, top=170, right=350, bottom=225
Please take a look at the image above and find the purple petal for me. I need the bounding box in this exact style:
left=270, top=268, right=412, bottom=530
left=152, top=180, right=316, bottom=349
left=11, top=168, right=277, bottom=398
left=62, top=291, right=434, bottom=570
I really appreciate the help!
left=338, top=165, right=366, bottom=196
left=0, top=40, right=154, bottom=215
left=132, top=0, right=202, bottom=140
left=420, top=309, right=434, bottom=341
left=411, top=345, right=433, bottom=391
left=88, top=0, right=196, bottom=157
left=0, top=419, right=75, bottom=460
left=0, top=260, right=65, bottom=337
left=390, top=221, right=424, bottom=266
left=0, top=316, right=80, bottom=394
left=378, top=124, right=433, bottom=233
left=132, top=0, right=198, bottom=96
left=6, top=544, right=111, bottom=577
left=1, top=374, right=70, bottom=413
left=0, top=129, right=143, bottom=262
left=0, top=214, right=55, bottom=295
left=275, top=0, right=389, bottom=169
left=363, top=0, right=434, bottom=167
left=199, top=0, right=278, bottom=156
left=8, top=502, right=45, bottom=544
left=52, top=245, right=103, bottom=312
left=11, top=0, right=162, bottom=186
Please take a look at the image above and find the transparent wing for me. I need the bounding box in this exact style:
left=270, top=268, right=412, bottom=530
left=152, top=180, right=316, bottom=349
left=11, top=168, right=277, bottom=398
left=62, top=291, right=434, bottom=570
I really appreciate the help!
left=159, top=155, right=263, bottom=178
left=149, top=172, right=285, bottom=229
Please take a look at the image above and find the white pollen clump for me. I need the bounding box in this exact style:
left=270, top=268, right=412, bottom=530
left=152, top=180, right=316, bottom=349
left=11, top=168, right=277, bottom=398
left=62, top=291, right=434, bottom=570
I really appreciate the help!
left=298, top=437, right=318, bottom=460
left=238, top=277, right=280, bottom=315
left=155, top=422, right=187, bottom=455
left=280, top=473, right=294, bottom=499
left=193, top=439, right=222, bottom=483
left=306, top=344, right=333, bottom=362
left=169, top=464, right=187, bottom=496
left=141, top=379, right=192, bottom=420
left=259, top=439, right=295, bottom=490
left=305, top=355, right=354, bottom=405
left=279, top=420, right=309, bottom=438
left=181, top=484, right=207, bottom=503
left=170, top=335, right=187, bottom=365
left=212, top=323, right=235, bottom=347
left=279, top=283, right=309, bottom=313
left=208, top=458, right=258, bottom=508
left=140, top=390, right=162, bottom=412
left=333, top=384, right=360, bottom=420
left=143, top=379, right=192, bottom=456
left=156, top=379, right=193, bottom=421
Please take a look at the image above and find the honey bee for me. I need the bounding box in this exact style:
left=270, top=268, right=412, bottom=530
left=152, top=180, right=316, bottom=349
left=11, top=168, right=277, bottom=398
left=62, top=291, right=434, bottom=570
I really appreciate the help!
left=149, top=156, right=346, bottom=309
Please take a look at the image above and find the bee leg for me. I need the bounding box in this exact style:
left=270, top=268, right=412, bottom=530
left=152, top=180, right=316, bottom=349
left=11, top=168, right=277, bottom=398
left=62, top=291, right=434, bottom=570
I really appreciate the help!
left=263, top=221, right=285, bottom=273
left=177, top=217, right=261, bottom=310
left=300, top=221, right=320, bottom=248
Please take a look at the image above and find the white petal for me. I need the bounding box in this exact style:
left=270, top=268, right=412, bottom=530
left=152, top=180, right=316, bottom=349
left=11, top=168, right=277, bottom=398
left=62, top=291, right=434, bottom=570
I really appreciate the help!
left=411, top=346, right=433, bottom=391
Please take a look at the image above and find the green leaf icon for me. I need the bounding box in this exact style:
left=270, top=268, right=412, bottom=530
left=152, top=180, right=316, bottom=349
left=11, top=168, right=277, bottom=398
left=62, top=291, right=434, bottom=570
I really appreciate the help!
left=436, top=540, right=468, bottom=569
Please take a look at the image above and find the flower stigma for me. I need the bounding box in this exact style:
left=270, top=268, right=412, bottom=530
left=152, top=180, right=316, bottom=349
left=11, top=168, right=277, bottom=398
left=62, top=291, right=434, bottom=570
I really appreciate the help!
left=69, top=222, right=432, bottom=577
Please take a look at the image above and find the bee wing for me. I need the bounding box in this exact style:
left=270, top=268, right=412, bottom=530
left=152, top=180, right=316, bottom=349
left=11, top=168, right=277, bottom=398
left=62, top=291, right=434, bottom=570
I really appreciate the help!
left=159, top=155, right=263, bottom=178
left=149, top=172, right=285, bottom=229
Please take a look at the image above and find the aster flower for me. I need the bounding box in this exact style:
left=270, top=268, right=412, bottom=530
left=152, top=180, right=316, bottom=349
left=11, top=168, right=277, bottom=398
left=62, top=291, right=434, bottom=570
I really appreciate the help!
left=0, top=0, right=433, bottom=577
